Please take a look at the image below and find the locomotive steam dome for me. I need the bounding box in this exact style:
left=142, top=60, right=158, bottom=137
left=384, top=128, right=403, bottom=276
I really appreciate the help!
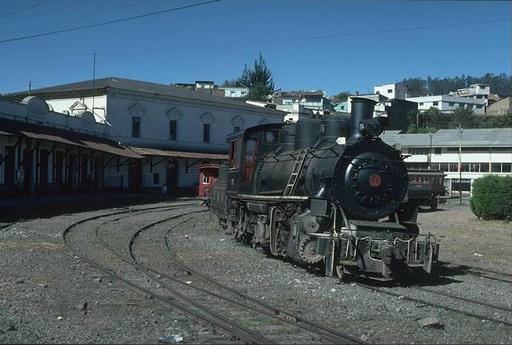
left=332, top=139, right=408, bottom=220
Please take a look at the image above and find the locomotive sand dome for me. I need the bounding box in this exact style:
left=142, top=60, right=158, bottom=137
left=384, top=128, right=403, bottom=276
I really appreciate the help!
left=210, top=97, right=438, bottom=281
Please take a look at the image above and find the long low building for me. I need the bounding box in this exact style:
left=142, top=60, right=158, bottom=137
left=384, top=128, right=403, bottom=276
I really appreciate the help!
left=381, top=128, right=512, bottom=196
left=0, top=97, right=143, bottom=196
left=5, top=77, right=285, bottom=194
left=406, top=95, right=487, bottom=114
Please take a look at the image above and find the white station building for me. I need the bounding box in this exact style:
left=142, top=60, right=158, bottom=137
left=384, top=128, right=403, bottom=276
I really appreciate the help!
left=4, top=77, right=285, bottom=195
left=381, top=128, right=512, bottom=196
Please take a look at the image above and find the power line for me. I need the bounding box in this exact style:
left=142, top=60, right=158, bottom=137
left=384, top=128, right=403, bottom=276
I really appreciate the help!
left=0, top=0, right=52, bottom=19
left=3, top=17, right=510, bottom=59
left=0, top=0, right=221, bottom=44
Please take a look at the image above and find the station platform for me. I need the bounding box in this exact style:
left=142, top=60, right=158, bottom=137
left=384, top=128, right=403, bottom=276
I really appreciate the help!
left=0, top=192, right=198, bottom=223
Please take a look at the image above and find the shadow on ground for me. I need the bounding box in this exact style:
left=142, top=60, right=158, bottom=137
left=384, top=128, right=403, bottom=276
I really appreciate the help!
left=0, top=194, right=196, bottom=223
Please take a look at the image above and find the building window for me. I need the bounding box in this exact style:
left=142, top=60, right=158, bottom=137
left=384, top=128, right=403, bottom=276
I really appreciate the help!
left=419, top=102, right=424, bottom=106
left=491, top=163, right=502, bottom=173
left=233, top=126, right=240, bottom=132
left=476, top=105, right=483, bottom=109
left=153, top=173, right=159, bottom=185
left=410, top=148, right=428, bottom=155
left=502, top=163, right=512, bottom=172
left=132, top=117, right=140, bottom=137
left=203, top=123, right=210, bottom=143
left=169, top=120, right=177, bottom=140
left=480, top=163, right=489, bottom=172
left=387, top=89, right=392, bottom=93
left=434, top=148, right=442, bottom=155
left=449, top=102, right=454, bottom=106
left=433, top=101, right=439, bottom=106
left=202, top=176, right=209, bottom=184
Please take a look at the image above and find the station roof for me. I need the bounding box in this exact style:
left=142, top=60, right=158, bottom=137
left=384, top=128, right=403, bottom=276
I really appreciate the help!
left=129, top=146, right=228, bottom=160
left=380, top=128, right=512, bottom=148
left=0, top=118, right=143, bottom=159
left=5, top=77, right=285, bottom=116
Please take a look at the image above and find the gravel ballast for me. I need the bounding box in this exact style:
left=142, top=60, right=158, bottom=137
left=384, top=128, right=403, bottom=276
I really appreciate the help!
left=0, top=200, right=510, bottom=344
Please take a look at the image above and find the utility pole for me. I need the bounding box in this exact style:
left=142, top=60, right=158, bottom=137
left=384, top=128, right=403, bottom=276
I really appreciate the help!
left=28, top=80, right=31, bottom=95
left=457, top=124, right=463, bottom=205
left=427, top=126, right=433, bottom=170
left=92, top=53, right=96, bottom=117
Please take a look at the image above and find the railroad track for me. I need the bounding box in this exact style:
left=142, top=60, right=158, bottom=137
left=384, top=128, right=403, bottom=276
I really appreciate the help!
left=356, top=282, right=512, bottom=327
left=128, top=216, right=361, bottom=345
left=459, top=266, right=512, bottom=284
left=0, top=222, right=14, bottom=230
left=64, top=204, right=267, bottom=344
left=64, top=203, right=361, bottom=344
left=438, top=261, right=512, bottom=284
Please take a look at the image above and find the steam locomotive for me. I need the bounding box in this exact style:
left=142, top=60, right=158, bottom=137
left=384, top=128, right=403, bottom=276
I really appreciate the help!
left=210, top=98, right=438, bottom=281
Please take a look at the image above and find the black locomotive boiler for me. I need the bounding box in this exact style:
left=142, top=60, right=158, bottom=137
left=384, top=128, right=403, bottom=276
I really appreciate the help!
left=210, top=97, right=438, bottom=281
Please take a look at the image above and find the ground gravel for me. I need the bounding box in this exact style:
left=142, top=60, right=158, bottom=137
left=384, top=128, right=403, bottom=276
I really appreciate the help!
left=0, top=199, right=510, bottom=344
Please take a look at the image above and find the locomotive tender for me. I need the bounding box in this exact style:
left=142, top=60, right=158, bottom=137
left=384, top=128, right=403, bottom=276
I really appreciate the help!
left=211, top=98, right=438, bottom=280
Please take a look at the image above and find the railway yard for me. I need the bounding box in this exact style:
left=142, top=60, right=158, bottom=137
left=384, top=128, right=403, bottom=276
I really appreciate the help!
left=0, top=200, right=511, bottom=344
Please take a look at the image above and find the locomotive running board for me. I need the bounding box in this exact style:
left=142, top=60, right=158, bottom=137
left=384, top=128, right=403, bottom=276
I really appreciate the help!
left=235, top=194, right=308, bottom=202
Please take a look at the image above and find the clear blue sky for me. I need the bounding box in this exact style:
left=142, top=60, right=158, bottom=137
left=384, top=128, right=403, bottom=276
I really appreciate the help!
left=0, top=0, right=510, bottom=96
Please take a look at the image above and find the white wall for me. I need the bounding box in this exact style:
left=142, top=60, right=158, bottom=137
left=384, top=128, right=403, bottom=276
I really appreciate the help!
left=407, top=95, right=486, bottom=114
left=0, top=97, right=109, bottom=137
left=105, top=90, right=283, bottom=153
left=47, top=96, right=107, bottom=123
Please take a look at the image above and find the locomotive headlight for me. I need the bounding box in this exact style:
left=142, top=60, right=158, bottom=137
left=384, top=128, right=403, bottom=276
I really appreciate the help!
left=368, top=174, right=382, bottom=188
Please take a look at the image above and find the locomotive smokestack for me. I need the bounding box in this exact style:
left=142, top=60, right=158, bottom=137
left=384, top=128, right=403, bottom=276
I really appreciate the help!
left=349, top=97, right=377, bottom=144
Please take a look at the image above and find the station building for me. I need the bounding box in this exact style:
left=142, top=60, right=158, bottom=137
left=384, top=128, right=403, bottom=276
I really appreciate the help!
left=5, top=77, right=285, bottom=195
left=381, top=128, right=512, bottom=196
left=0, top=96, right=143, bottom=196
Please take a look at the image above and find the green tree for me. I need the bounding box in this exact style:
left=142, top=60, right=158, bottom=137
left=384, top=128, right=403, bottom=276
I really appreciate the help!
left=401, top=78, right=427, bottom=97
left=453, top=107, right=476, bottom=128
left=235, top=53, right=275, bottom=101
left=333, top=91, right=351, bottom=102
left=419, top=107, right=443, bottom=130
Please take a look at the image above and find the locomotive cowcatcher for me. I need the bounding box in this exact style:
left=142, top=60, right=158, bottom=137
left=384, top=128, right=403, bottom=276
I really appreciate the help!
left=210, top=97, right=438, bottom=281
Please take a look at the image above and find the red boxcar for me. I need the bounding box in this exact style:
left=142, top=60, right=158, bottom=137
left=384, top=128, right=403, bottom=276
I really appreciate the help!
left=196, top=163, right=221, bottom=198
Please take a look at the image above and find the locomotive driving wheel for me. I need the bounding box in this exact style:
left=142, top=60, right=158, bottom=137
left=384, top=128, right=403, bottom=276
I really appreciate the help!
left=299, top=237, right=323, bottom=265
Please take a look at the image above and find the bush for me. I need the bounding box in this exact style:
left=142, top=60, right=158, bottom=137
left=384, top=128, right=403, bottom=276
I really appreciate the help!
left=470, top=175, right=512, bottom=220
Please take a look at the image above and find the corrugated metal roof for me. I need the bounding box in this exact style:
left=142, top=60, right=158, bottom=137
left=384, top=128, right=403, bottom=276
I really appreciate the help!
left=82, top=141, right=143, bottom=159
left=381, top=128, right=512, bottom=147
left=0, top=118, right=144, bottom=159
left=129, top=146, right=227, bottom=160
left=20, top=130, right=78, bottom=146
left=0, top=129, right=14, bottom=136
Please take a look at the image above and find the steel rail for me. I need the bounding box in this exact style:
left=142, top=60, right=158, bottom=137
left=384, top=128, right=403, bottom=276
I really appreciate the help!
left=412, top=286, right=512, bottom=313
left=153, top=217, right=363, bottom=345
left=439, top=262, right=512, bottom=284
left=63, top=206, right=270, bottom=345
left=441, top=261, right=512, bottom=278
left=357, top=283, right=512, bottom=327
left=72, top=204, right=272, bottom=344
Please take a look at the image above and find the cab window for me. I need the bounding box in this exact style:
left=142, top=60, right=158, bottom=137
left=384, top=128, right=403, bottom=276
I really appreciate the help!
left=229, top=140, right=241, bottom=169
left=243, top=138, right=258, bottom=183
